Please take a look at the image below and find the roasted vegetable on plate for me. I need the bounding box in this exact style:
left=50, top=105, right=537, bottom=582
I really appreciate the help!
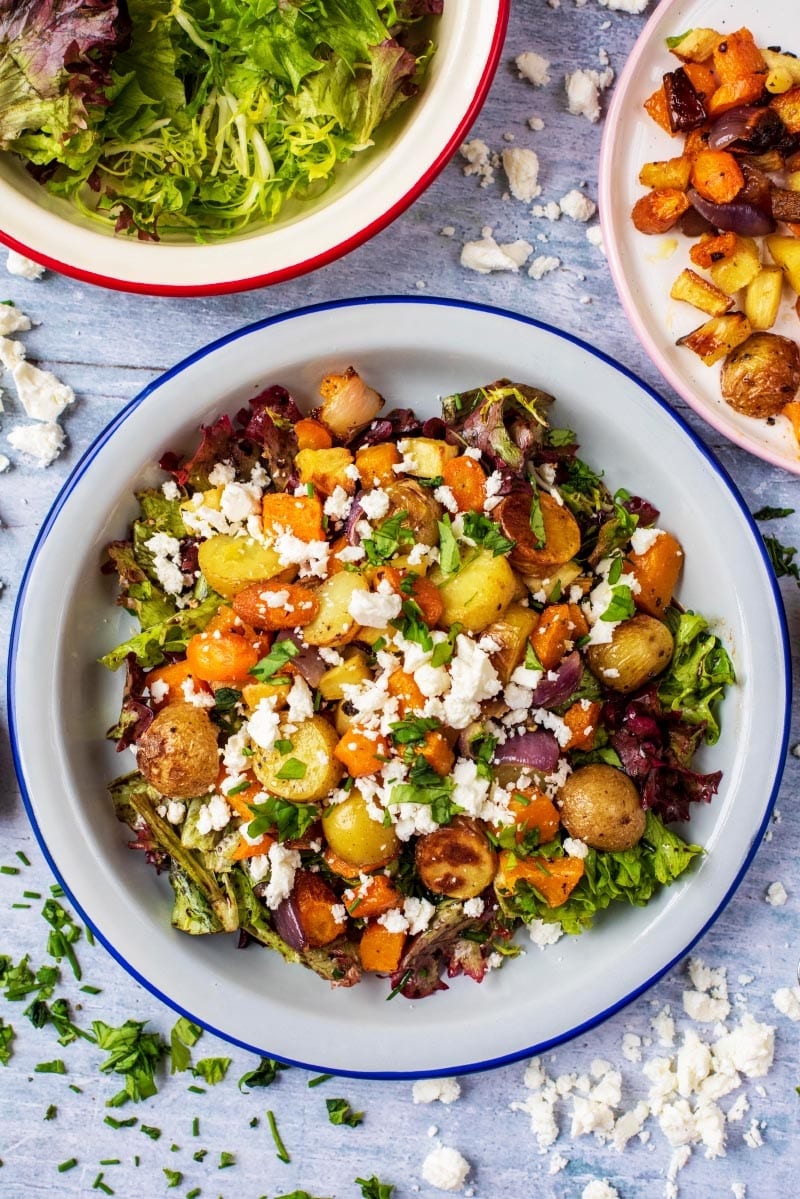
left=632, top=24, right=800, bottom=442
left=101, top=371, right=734, bottom=998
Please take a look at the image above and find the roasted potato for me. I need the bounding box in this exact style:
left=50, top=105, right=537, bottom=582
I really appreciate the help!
left=676, top=312, right=752, bottom=366
left=252, top=716, right=341, bottom=801
left=136, top=703, right=220, bottom=799
left=482, top=602, right=539, bottom=684
left=383, top=479, right=442, bottom=546
left=496, top=491, right=581, bottom=574
left=397, top=437, right=458, bottom=478
left=586, top=613, right=674, bottom=693
left=558, top=764, right=646, bottom=851
left=720, top=332, right=800, bottom=417
left=415, top=816, right=497, bottom=900
left=295, top=447, right=356, bottom=496
left=744, top=267, right=784, bottom=331
left=318, top=649, right=372, bottom=701
left=431, top=547, right=516, bottom=633
left=302, top=571, right=369, bottom=647
left=197, top=534, right=289, bottom=598
left=321, top=790, right=400, bottom=868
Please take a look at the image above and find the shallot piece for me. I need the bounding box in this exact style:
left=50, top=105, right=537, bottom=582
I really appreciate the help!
left=316, top=367, right=384, bottom=442
left=493, top=730, right=561, bottom=774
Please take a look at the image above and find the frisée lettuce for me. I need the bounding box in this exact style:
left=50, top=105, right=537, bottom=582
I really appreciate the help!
left=1, top=0, right=441, bottom=240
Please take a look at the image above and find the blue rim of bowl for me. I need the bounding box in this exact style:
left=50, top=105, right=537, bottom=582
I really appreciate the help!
left=7, top=295, right=792, bottom=1079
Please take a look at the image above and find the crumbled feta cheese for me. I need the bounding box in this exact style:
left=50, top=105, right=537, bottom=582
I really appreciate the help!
left=433, top=484, right=459, bottom=514
left=148, top=678, right=169, bottom=704
left=144, top=531, right=186, bottom=596
left=586, top=224, right=606, bottom=255
left=630, top=526, right=665, bottom=556
left=460, top=235, right=524, bottom=275
left=331, top=903, right=348, bottom=925
left=165, top=800, right=186, bottom=825
left=0, top=335, right=25, bottom=369
left=359, top=487, right=391, bottom=521
left=273, top=529, right=329, bottom=578
left=765, top=881, right=787, bottom=906
left=598, top=0, right=648, bottom=11
left=459, top=138, right=497, bottom=186
left=531, top=200, right=562, bottom=221
left=196, top=795, right=232, bottom=834
left=528, top=115, right=545, bottom=131
left=582, top=1184, right=620, bottom=1199
left=286, top=675, right=315, bottom=725
left=502, top=147, right=542, bottom=202
left=403, top=896, right=435, bottom=935
left=181, top=677, right=215, bottom=709
left=713, top=1014, right=775, bottom=1079
left=220, top=481, right=260, bottom=523
left=682, top=990, right=731, bottom=1024
left=349, top=581, right=402, bottom=627
left=563, top=837, right=589, bottom=859
left=528, top=918, right=563, bottom=949
left=415, top=663, right=451, bottom=699
left=208, top=462, right=236, bottom=486
left=443, top=635, right=502, bottom=728
left=565, top=67, right=614, bottom=123
left=516, top=51, right=551, bottom=87
left=7, top=420, right=65, bottom=467
left=0, top=305, right=31, bottom=335
left=772, top=986, right=800, bottom=1021
left=319, top=647, right=344, bottom=666
left=622, top=1033, right=643, bottom=1063
left=162, top=479, right=180, bottom=501
left=248, top=696, right=282, bottom=751
left=421, top=1145, right=471, bottom=1192
left=6, top=250, right=44, bottom=279
left=336, top=544, right=366, bottom=564
left=559, top=189, right=597, bottom=223
left=528, top=255, right=561, bottom=280
left=263, top=842, right=302, bottom=909
left=462, top=897, right=484, bottom=918
left=377, top=907, right=409, bottom=934
left=412, top=1078, right=462, bottom=1105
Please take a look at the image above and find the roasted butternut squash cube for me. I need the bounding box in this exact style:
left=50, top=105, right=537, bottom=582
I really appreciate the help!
left=670, top=268, right=734, bottom=316
left=295, top=447, right=356, bottom=496
left=676, top=312, right=752, bottom=365
left=638, top=157, right=693, bottom=190
left=771, top=86, right=800, bottom=133
left=631, top=188, right=690, bottom=234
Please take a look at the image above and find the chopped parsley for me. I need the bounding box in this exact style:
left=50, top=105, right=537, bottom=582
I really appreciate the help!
left=0, top=1018, right=14, bottom=1066
left=389, top=716, right=440, bottom=746
left=308, top=1073, right=332, bottom=1088
left=326, top=1097, right=364, bottom=1127
left=219, top=1150, right=236, bottom=1168
left=162, top=1167, right=182, bottom=1188
left=392, top=598, right=433, bottom=652
left=389, top=757, right=459, bottom=826
left=363, top=511, right=415, bottom=565
left=192, top=1056, right=231, bottom=1086
left=238, top=1057, right=289, bottom=1092
left=763, top=534, right=800, bottom=583
left=249, top=640, right=300, bottom=681
left=275, top=757, right=308, bottom=781
left=753, top=505, right=794, bottom=521
left=93, top=1019, right=166, bottom=1106
left=529, top=487, right=545, bottom=548
left=430, top=622, right=462, bottom=667
left=35, top=1059, right=66, bottom=1074
left=356, top=1176, right=395, bottom=1199
left=42, top=899, right=83, bottom=980
left=437, top=515, right=461, bottom=575
left=248, top=795, right=319, bottom=842
left=169, top=1016, right=203, bottom=1074
left=461, top=510, right=515, bottom=556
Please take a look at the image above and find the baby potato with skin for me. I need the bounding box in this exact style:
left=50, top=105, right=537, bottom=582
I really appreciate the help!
left=586, top=613, right=674, bottom=694
left=137, top=702, right=220, bottom=799
left=559, top=764, right=646, bottom=852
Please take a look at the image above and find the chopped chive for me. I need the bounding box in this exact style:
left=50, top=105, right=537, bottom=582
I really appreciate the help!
left=85, top=926, right=95, bottom=946
left=11, top=904, right=31, bottom=910
left=35, top=1059, right=66, bottom=1074
left=193, top=1149, right=207, bottom=1163
left=162, top=1167, right=182, bottom=1188
left=23, top=891, right=42, bottom=899
left=186, top=1190, right=201, bottom=1199
left=219, top=1151, right=235, bottom=1168
left=100, top=1159, right=120, bottom=1165
left=192, top=1117, right=200, bottom=1137
left=249, top=1116, right=259, bottom=1128
left=69, top=1084, right=82, bottom=1093
left=50, top=885, right=64, bottom=897
left=93, top=1172, right=114, bottom=1194
left=267, top=1110, right=290, bottom=1163
left=187, top=1085, right=205, bottom=1094
left=80, top=985, right=102, bottom=995
left=16, top=852, right=30, bottom=866
left=58, top=1159, right=78, bottom=1173
left=140, top=1124, right=161, bottom=1140
left=308, top=1073, right=332, bottom=1088
left=1, top=866, right=19, bottom=875
left=104, top=1115, right=137, bottom=1129
left=133, top=1156, right=139, bottom=1167
left=44, top=1104, right=57, bottom=1121
left=170, top=1143, right=179, bottom=1152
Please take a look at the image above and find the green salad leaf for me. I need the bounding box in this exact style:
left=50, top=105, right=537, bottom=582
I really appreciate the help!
left=658, top=610, right=735, bottom=744
left=100, top=591, right=221, bottom=670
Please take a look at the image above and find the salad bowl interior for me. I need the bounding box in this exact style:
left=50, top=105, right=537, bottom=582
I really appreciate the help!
left=9, top=297, right=789, bottom=1077
left=0, top=1, right=507, bottom=295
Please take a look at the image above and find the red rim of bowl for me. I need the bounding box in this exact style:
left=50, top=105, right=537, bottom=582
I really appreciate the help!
left=0, top=4, right=510, bottom=297
left=598, top=0, right=800, bottom=477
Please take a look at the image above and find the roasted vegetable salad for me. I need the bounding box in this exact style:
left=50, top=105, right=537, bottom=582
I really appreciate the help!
left=102, top=372, right=734, bottom=998
left=632, top=25, right=800, bottom=441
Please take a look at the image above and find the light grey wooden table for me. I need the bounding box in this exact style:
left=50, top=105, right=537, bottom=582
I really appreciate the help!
left=1, top=3, right=798, bottom=1198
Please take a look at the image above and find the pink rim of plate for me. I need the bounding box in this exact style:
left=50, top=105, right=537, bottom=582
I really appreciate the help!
left=599, top=0, right=800, bottom=477
left=0, top=3, right=509, bottom=297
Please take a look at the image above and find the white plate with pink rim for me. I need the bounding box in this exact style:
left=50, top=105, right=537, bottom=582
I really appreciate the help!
left=600, top=0, right=800, bottom=474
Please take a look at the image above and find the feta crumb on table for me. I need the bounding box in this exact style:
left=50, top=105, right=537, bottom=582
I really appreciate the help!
left=528, top=255, right=560, bottom=280
left=565, top=67, right=614, bottom=123
left=6, top=250, right=45, bottom=279
left=0, top=305, right=32, bottom=336
left=765, top=881, right=787, bottom=906
left=7, top=420, right=65, bottom=467
left=421, top=1145, right=471, bottom=1192
left=515, top=51, right=551, bottom=87
left=502, top=147, right=542, bottom=202
left=412, top=1078, right=462, bottom=1105
left=559, top=188, right=597, bottom=223
left=460, top=235, right=529, bottom=275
